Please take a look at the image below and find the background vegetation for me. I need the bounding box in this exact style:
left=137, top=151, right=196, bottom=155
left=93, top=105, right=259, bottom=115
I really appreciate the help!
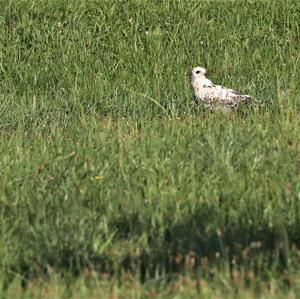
left=0, top=0, right=300, bottom=297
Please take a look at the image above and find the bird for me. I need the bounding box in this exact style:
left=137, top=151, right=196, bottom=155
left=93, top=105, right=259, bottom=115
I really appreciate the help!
left=190, top=66, right=251, bottom=111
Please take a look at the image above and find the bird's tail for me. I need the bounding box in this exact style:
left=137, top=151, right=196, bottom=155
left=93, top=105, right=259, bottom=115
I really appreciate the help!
left=240, top=95, right=252, bottom=103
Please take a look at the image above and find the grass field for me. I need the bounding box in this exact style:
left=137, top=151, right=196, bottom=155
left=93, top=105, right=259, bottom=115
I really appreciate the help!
left=1, top=0, right=300, bottom=298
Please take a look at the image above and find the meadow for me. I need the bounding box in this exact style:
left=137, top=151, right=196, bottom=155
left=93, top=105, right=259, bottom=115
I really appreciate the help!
left=0, top=0, right=300, bottom=298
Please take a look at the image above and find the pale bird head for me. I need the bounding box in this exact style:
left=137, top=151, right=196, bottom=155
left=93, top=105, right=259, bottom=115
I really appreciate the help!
left=190, top=66, right=207, bottom=82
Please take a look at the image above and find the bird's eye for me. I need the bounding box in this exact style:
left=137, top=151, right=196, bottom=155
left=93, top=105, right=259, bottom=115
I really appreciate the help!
left=195, top=71, right=201, bottom=74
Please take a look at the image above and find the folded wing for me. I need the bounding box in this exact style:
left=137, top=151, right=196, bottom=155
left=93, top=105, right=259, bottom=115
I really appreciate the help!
left=202, top=84, right=251, bottom=107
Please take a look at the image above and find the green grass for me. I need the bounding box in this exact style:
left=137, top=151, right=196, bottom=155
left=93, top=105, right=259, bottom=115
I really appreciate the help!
left=1, top=0, right=300, bottom=297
